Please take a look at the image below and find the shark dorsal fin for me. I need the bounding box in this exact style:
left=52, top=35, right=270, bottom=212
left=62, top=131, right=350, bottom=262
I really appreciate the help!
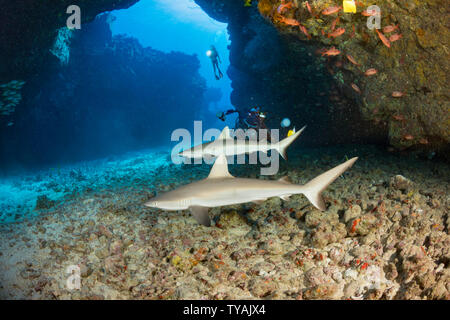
left=217, top=126, right=231, bottom=140
left=208, top=154, right=233, bottom=179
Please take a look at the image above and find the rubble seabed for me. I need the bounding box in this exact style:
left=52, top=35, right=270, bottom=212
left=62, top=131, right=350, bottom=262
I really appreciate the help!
left=0, top=145, right=448, bottom=300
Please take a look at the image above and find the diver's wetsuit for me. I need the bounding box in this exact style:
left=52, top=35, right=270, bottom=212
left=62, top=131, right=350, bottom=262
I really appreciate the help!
left=242, top=107, right=271, bottom=141
left=209, top=47, right=223, bottom=80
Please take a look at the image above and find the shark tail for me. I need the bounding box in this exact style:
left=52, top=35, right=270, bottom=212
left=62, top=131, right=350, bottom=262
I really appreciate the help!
left=277, top=126, right=306, bottom=160
left=302, top=157, right=358, bottom=210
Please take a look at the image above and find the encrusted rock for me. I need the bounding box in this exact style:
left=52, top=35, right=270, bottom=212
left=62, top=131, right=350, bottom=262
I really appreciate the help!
left=344, top=205, right=361, bottom=223
left=248, top=277, right=278, bottom=298
left=390, top=175, right=413, bottom=191
left=310, top=222, right=346, bottom=248
left=216, top=210, right=248, bottom=228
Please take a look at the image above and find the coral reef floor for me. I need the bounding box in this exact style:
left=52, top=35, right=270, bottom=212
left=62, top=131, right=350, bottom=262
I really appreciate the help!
left=0, top=145, right=448, bottom=299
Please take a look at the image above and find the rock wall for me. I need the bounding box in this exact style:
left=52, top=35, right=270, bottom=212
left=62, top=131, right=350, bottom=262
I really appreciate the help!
left=0, top=16, right=209, bottom=168
left=194, top=0, right=449, bottom=154
left=0, top=0, right=138, bottom=83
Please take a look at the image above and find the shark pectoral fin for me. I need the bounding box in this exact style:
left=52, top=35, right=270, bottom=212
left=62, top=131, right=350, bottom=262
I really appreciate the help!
left=189, top=206, right=211, bottom=227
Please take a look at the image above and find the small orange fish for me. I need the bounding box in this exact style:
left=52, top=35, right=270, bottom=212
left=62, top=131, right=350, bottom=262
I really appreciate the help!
left=382, top=24, right=399, bottom=33
left=389, top=33, right=403, bottom=42
left=306, top=1, right=312, bottom=14
left=321, top=46, right=341, bottom=56
left=364, top=68, right=378, bottom=76
left=403, top=134, right=414, bottom=141
left=419, top=138, right=429, bottom=145
left=328, top=27, right=345, bottom=38
left=331, top=17, right=340, bottom=31
left=376, top=29, right=391, bottom=48
left=321, top=29, right=325, bottom=36
left=279, top=16, right=300, bottom=27
left=322, top=6, right=341, bottom=15
left=361, top=9, right=379, bottom=16
left=346, top=54, right=360, bottom=66
left=392, top=91, right=406, bottom=97
left=351, top=83, right=361, bottom=94
left=277, top=1, right=293, bottom=14
left=299, top=24, right=311, bottom=39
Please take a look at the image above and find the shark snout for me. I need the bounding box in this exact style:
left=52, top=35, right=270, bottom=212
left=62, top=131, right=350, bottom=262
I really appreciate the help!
left=144, top=200, right=159, bottom=208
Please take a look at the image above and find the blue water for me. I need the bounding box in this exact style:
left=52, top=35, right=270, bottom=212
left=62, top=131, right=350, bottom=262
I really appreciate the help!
left=110, top=0, right=234, bottom=129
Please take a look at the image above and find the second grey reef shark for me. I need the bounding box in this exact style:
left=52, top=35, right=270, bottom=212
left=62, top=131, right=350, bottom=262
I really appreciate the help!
left=146, top=154, right=358, bottom=226
left=179, top=126, right=306, bottom=161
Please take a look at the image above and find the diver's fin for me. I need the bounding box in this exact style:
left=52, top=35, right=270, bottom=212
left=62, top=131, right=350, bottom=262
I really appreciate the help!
left=217, top=126, right=231, bottom=140
left=189, top=206, right=210, bottom=226
left=277, top=125, right=306, bottom=160
left=302, top=157, right=358, bottom=210
left=208, top=154, right=233, bottom=179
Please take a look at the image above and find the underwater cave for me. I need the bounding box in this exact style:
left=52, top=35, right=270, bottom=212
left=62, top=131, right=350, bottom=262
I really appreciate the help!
left=0, top=0, right=449, bottom=301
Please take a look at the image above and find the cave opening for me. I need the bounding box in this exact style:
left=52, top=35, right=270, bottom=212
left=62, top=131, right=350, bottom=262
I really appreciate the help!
left=0, top=0, right=236, bottom=172
left=109, top=0, right=235, bottom=129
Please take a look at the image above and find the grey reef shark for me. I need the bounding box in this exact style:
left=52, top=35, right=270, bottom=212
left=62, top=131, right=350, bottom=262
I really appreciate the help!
left=179, top=125, right=306, bottom=161
left=145, top=154, right=358, bottom=226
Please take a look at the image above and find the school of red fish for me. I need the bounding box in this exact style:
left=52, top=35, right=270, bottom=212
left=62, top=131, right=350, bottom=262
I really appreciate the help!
left=273, top=1, right=413, bottom=140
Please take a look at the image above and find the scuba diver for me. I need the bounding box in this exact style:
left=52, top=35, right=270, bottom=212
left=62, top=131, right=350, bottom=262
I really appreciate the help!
left=216, top=106, right=272, bottom=140
left=239, top=106, right=271, bottom=141
left=207, top=45, right=223, bottom=80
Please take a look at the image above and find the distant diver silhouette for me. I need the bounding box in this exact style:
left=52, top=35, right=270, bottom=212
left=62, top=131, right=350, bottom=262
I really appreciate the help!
left=207, top=45, right=223, bottom=80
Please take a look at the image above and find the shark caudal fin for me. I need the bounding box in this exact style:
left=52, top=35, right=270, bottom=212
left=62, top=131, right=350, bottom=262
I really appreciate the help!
left=277, top=126, right=306, bottom=160
left=303, top=157, right=358, bottom=210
